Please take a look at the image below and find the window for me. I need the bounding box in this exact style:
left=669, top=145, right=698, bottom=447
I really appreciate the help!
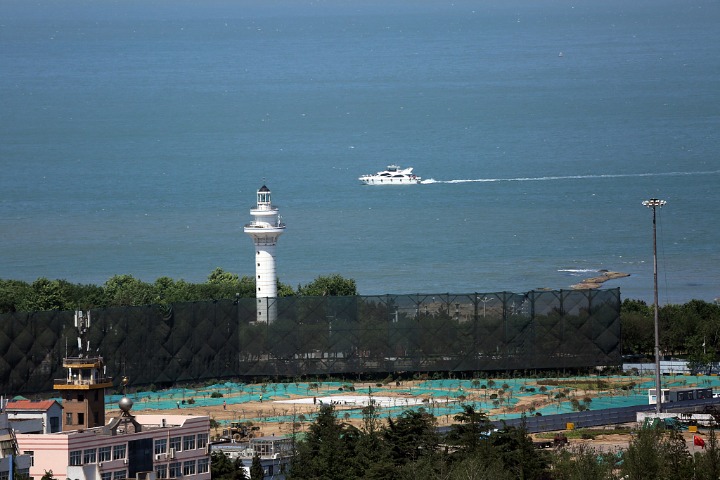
left=84, top=448, right=97, bottom=464
left=182, top=435, right=195, bottom=451
left=113, top=471, right=126, bottom=480
left=183, top=460, right=196, bottom=476
left=23, top=451, right=34, bottom=467
left=169, top=462, right=181, bottom=478
left=154, top=438, right=167, bottom=455
left=78, top=412, right=85, bottom=425
left=66, top=413, right=73, bottom=425
left=0, top=472, right=8, bottom=480
left=197, top=433, right=208, bottom=449
left=112, top=444, right=126, bottom=461
left=99, top=446, right=111, bottom=462
left=156, top=465, right=168, bottom=479
left=69, top=450, right=82, bottom=466
left=101, top=473, right=112, bottom=480
left=169, top=436, right=181, bottom=451
left=197, top=458, right=209, bottom=474
left=50, top=416, right=60, bottom=433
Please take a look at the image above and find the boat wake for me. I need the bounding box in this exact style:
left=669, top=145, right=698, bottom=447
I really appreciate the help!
left=558, top=268, right=600, bottom=276
left=420, top=170, right=720, bottom=184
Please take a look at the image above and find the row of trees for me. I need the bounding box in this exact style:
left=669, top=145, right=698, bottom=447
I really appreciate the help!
left=0, top=269, right=357, bottom=313
left=621, top=298, right=720, bottom=371
left=211, top=402, right=720, bottom=480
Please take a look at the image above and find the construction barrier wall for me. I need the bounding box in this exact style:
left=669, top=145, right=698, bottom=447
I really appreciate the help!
left=0, top=289, right=621, bottom=394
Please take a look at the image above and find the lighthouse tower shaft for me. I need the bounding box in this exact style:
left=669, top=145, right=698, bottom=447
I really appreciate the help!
left=244, top=185, right=285, bottom=322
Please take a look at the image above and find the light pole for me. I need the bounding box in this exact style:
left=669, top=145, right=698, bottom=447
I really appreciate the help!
left=480, top=296, right=493, bottom=318
left=643, top=198, right=666, bottom=414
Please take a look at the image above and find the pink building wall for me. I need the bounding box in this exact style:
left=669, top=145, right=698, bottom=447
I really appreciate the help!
left=16, top=414, right=210, bottom=480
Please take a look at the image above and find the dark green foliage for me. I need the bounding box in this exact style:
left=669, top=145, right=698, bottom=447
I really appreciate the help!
left=250, top=454, right=264, bottom=480
left=211, top=451, right=248, bottom=480
left=620, top=299, right=720, bottom=358
left=289, top=404, right=554, bottom=480
left=0, top=270, right=354, bottom=313
left=383, top=409, right=440, bottom=466
left=445, top=456, right=514, bottom=480
left=551, top=444, right=620, bottom=480
left=695, top=429, right=720, bottom=480
left=297, top=274, right=357, bottom=296
left=289, top=404, right=362, bottom=479
left=621, top=426, right=692, bottom=480
left=446, top=403, right=493, bottom=455
left=484, top=424, right=551, bottom=480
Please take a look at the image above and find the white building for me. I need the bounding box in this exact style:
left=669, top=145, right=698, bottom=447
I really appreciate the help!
left=213, top=435, right=293, bottom=480
left=244, top=185, right=286, bottom=323
left=5, top=399, right=63, bottom=434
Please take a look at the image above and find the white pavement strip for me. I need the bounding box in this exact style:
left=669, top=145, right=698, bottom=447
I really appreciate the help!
left=274, top=395, right=449, bottom=408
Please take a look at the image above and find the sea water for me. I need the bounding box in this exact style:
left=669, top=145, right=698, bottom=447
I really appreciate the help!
left=2, top=0, right=719, bottom=304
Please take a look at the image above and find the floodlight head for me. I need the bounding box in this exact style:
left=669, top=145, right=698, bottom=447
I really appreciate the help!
left=642, top=198, right=667, bottom=208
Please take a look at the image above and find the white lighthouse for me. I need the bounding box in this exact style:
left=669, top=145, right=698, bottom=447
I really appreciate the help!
left=244, top=185, right=286, bottom=322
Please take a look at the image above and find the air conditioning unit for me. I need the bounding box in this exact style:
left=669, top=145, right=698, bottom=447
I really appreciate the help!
left=169, top=448, right=175, bottom=459
left=98, top=463, right=103, bottom=468
left=155, top=454, right=166, bottom=461
left=123, top=458, right=128, bottom=465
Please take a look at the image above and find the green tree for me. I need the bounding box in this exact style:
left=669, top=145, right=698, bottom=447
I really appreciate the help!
left=551, top=444, right=619, bottom=480
left=695, top=429, right=720, bottom=480
left=353, top=404, right=395, bottom=479
left=384, top=409, right=439, bottom=466
left=289, top=404, right=360, bottom=479
left=103, top=274, right=154, bottom=306
left=23, top=278, right=64, bottom=311
left=298, top=274, right=357, bottom=296
left=484, top=423, right=550, bottom=480
left=447, top=456, right=514, bottom=480
left=446, top=404, right=493, bottom=456
left=205, top=268, right=257, bottom=299
left=250, top=454, right=264, bottom=480
left=208, top=267, right=240, bottom=284
left=0, top=279, right=30, bottom=312
left=277, top=280, right=296, bottom=297
left=210, top=451, right=248, bottom=480
left=621, top=426, right=692, bottom=480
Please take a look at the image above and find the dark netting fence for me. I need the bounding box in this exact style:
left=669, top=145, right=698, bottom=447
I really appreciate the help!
left=0, top=289, right=621, bottom=394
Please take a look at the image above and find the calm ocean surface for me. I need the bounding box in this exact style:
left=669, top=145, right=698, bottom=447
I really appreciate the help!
left=2, top=0, right=719, bottom=304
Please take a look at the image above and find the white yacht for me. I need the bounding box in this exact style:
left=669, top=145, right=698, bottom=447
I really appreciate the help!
left=358, top=165, right=421, bottom=185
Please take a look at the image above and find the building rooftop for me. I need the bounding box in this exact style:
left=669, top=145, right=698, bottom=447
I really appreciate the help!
left=6, top=399, right=60, bottom=412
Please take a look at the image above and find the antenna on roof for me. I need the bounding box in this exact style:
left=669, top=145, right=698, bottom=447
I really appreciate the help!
left=74, top=310, right=91, bottom=358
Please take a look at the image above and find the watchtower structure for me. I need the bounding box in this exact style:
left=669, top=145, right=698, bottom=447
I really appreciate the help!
left=54, top=310, right=112, bottom=431
left=244, top=185, right=286, bottom=322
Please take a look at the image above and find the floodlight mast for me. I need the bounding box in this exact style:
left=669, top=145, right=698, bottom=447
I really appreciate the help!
left=642, top=198, right=666, bottom=415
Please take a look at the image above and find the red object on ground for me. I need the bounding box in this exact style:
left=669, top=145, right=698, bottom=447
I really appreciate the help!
left=694, top=435, right=706, bottom=448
